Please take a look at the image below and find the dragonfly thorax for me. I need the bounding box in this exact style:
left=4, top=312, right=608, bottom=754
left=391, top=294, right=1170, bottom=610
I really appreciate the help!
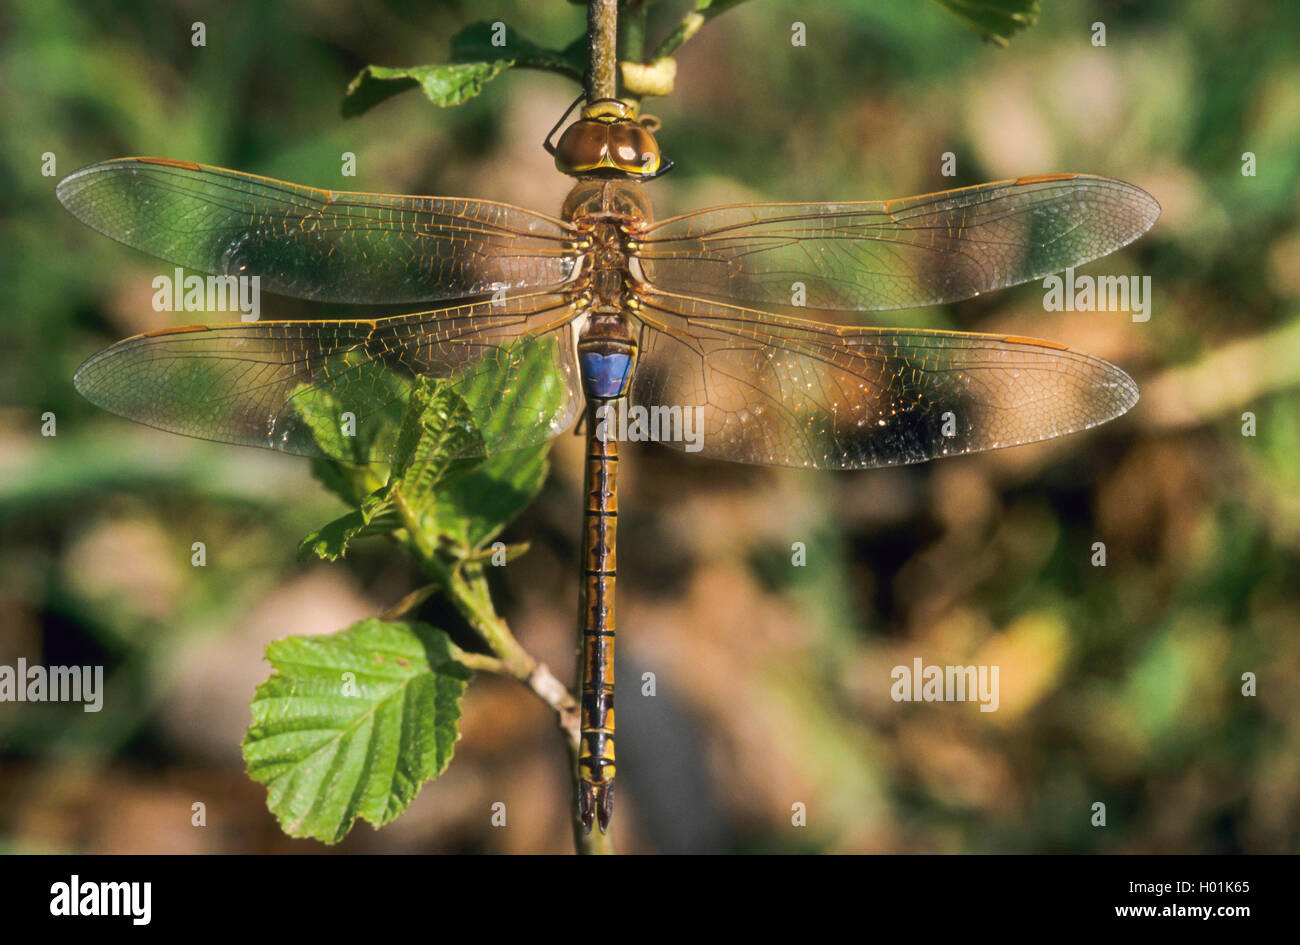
left=564, top=180, right=651, bottom=310
left=561, top=178, right=653, bottom=223
left=564, top=179, right=646, bottom=402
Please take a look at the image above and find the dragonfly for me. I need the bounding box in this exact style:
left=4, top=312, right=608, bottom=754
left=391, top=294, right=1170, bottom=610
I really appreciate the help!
left=58, top=98, right=1159, bottom=834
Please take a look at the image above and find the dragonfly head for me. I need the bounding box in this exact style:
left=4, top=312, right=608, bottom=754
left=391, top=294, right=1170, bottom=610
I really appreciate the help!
left=551, top=98, right=672, bottom=181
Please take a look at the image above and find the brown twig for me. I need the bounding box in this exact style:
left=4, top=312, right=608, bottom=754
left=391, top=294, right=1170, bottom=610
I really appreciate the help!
left=587, top=0, right=618, bottom=101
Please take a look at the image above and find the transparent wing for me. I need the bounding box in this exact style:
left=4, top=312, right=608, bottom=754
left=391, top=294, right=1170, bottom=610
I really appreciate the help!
left=636, top=174, right=1159, bottom=312
left=73, top=292, right=583, bottom=462
left=629, top=291, right=1138, bottom=469
left=57, top=158, right=578, bottom=304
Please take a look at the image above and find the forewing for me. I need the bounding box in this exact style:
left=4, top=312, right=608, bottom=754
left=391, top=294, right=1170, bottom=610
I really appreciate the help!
left=57, top=158, right=577, bottom=304
left=73, top=293, right=583, bottom=462
left=629, top=291, right=1138, bottom=469
left=636, top=175, right=1159, bottom=312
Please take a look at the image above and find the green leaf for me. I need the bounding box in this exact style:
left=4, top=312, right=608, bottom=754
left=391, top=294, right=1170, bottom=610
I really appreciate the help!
left=299, top=378, right=488, bottom=561
left=425, top=334, right=569, bottom=550
left=452, top=332, right=573, bottom=451
left=343, top=61, right=514, bottom=116
left=288, top=351, right=412, bottom=464
left=299, top=490, right=397, bottom=561
left=387, top=376, right=485, bottom=508
left=450, top=21, right=586, bottom=78
left=243, top=619, right=471, bottom=844
left=298, top=336, right=568, bottom=562
left=292, top=383, right=366, bottom=464
left=342, top=22, right=585, bottom=117
left=929, top=0, right=1040, bottom=46
left=436, top=443, right=550, bottom=551
left=300, top=377, right=512, bottom=561
left=308, top=456, right=383, bottom=508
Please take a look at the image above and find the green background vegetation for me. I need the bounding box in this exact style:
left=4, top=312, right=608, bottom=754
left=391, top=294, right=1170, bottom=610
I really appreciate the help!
left=1, top=0, right=1298, bottom=852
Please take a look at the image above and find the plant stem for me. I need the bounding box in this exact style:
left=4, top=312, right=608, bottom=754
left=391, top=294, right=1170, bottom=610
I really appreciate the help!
left=565, top=0, right=624, bottom=857
left=650, top=0, right=749, bottom=60
left=587, top=0, right=618, bottom=100
left=450, top=561, right=609, bottom=852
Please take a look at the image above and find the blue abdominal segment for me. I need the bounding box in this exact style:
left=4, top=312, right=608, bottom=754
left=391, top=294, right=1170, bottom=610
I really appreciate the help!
left=580, top=351, right=633, bottom=399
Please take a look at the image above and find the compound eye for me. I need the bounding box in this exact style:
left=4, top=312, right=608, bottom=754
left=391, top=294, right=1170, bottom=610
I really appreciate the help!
left=554, top=120, right=610, bottom=173
left=609, top=123, right=660, bottom=174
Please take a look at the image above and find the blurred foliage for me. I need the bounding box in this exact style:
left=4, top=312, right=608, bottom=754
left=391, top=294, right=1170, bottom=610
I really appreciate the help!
left=0, top=0, right=1298, bottom=853
left=340, top=0, right=1039, bottom=115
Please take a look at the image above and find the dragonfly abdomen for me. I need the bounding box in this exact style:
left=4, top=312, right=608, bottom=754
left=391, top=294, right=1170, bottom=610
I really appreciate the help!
left=575, top=308, right=636, bottom=833
left=577, top=424, right=617, bottom=833
left=576, top=388, right=622, bottom=834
